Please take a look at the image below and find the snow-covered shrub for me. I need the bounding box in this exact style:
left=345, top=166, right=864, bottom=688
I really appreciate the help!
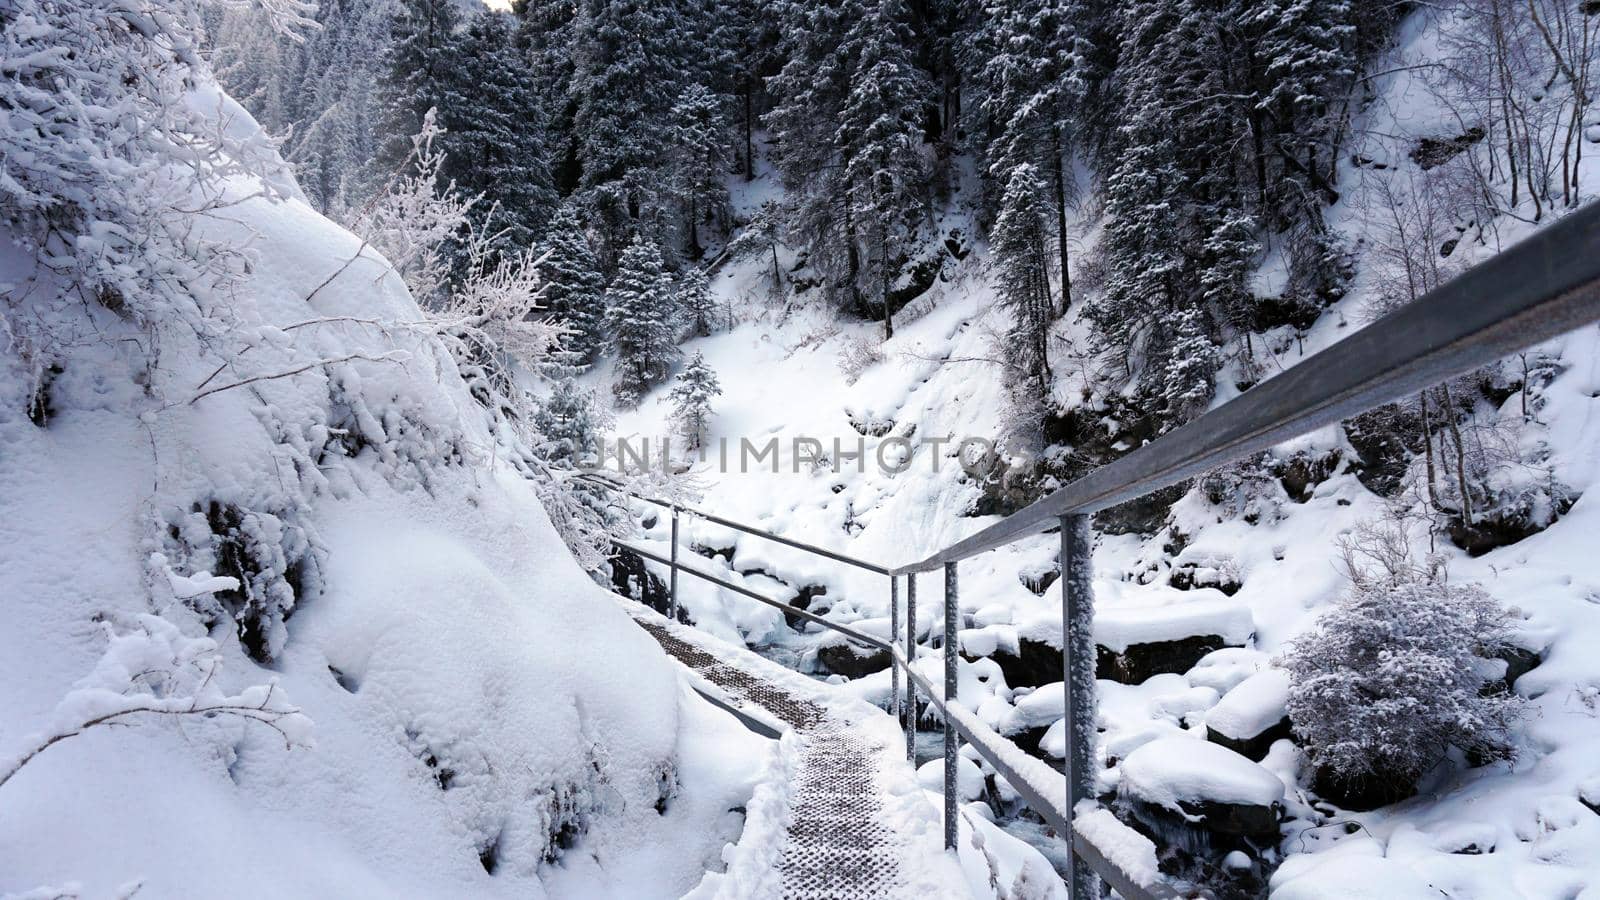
left=0, top=614, right=311, bottom=793
left=836, top=333, right=883, bottom=384
left=1198, top=454, right=1286, bottom=525
left=151, top=501, right=321, bottom=662
left=1281, top=518, right=1526, bottom=809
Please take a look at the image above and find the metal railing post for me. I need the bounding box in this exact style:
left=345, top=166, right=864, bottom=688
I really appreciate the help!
left=905, top=573, right=917, bottom=762
left=669, top=504, right=680, bottom=621
left=943, top=560, right=959, bottom=852
left=1061, top=514, right=1099, bottom=899
left=890, top=576, right=901, bottom=733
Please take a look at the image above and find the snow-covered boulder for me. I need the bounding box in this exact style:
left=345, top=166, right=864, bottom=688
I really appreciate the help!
left=814, top=634, right=893, bottom=678
left=1205, top=668, right=1292, bottom=760
left=1095, top=598, right=1256, bottom=684
left=1119, top=737, right=1285, bottom=846
left=917, top=755, right=986, bottom=801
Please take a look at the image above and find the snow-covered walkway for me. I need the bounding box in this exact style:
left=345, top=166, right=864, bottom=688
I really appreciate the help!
left=625, top=607, right=959, bottom=900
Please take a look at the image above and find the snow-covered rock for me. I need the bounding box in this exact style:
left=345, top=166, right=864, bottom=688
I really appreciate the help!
left=917, top=755, right=986, bottom=802
left=1205, top=668, right=1292, bottom=759
left=1119, top=737, right=1285, bottom=840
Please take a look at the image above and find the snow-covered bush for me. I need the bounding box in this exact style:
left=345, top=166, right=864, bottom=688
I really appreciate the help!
left=0, top=614, right=311, bottom=793
left=836, top=333, right=883, bottom=384
left=150, top=502, right=320, bottom=662
left=1281, top=518, right=1526, bottom=809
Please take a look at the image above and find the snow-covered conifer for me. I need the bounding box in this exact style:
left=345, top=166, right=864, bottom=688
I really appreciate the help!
left=991, top=164, right=1055, bottom=391
left=667, top=84, right=732, bottom=259
left=605, top=237, right=681, bottom=406
left=537, top=204, right=609, bottom=363
left=677, top=268, right=720, bottom=338
left=669, top=352, right=722, bottom=451
left=839, top=0, right=930, bottom=340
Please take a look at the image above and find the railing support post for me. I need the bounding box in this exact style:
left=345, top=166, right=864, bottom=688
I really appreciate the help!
left=890, top=575, right=901, bottom=732
left=943, top=560, right=959, bottom=852
left=905, top=573, right=917, bottom=762
left=1061, top=514, right=1099, bottom=899
left=669, top=505, right=680, bottom=621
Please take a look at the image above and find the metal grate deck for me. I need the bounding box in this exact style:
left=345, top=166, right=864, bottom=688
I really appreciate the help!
left=633, top=618, right=907, bottom=900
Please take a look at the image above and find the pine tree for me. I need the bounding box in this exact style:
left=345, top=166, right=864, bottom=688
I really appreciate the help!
left=724, top=200, right=786, bottom=297
left=765, top=0, right=868, bottom=314
left=676, top=267, right=719, bottom=338
left=669, top=352, right=722, bottom=451
left=569, top=0, right=686, bottom=264
left=838, top=0, right=931, bottom=339
left=535, top=378, right=605, bottom=465
left=1156, top=307, right=1223, bottom=424
left=991, top=164, right=1054, bottom=391
left=443, top=13, right=557, bottom=259
left=968, top=0, right=1077, bottom=310
left=605, top=236, right=681, bottom=406
left=537, top=204, right=608, bottom=363
left=667, top=83, right=732, bottom=260
left=377, top=0, right=461, bottom=177
left=211, top=0, right=397, bottom=212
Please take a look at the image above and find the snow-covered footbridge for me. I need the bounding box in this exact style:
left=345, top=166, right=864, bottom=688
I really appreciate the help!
left=630, top=610, right=920, bottom=899
left=595, top=205, right=1600, bottom=899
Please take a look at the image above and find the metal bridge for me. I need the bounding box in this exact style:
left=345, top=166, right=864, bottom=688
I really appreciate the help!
left=587, top=202, right=1600, bottom=899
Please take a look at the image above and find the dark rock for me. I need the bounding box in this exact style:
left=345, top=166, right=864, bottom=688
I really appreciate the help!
left=1121, top=796, right=1282, bottom=859
left=989, top=636, right=1063, bottom=689
left=1098, top=634, right=1235, bottom=685
left=1250, top=292, right=1324, bottom=332
left=27, top=362, right=62, bottom=427
left=1206, top=718, right=1292, bottom=762
left=785, top=584, right=827, bottom=630
left=1169, top=564, right=1242, bottom=596
left=608, top=549, right=675, bottom=619
left=816, top=640, right=892, bottom=678
left=1410, top=127, right=1486, bottom=170
left=1095, top=482, right=1189, bottom=536
left=1271, top=450, right=1341, bottom=503
left=1487, top=644, right=1542, bottom=695
left=1449, top=496, right=1576, bottom=556
left=963, top=453, right=1052, bottom=518
left=1344, top=405, right=1422, bottom=498
left=1020, top=567, right=1059, bottom=596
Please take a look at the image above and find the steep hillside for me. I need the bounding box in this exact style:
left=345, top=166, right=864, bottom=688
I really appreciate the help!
left=0, top=10, right=767, bottom=895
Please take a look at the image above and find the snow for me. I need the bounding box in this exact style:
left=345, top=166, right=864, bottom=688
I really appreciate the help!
left=1205, top=668, right=1291, bottom=740
left=1119, top=737, right=1285, bottom=811
left=917, top=755, right=987, bottom=801
left=1269, top=839, right=1445, bottom=899
left=1073, top=806, right=1162, bottom=889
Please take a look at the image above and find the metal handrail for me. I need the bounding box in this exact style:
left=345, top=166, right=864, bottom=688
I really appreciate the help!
left=577, top=471, right=891, bottom=575
left=614, top=537, right=893, bottom=653
left=891, top=201, right=1600, bottom=576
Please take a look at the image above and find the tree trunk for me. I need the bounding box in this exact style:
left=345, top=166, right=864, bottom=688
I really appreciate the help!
left=743, top=80, right=755, bottom=181
left=1420, top=391, right=1442, bottom=513
left=881, top=228, right=894, bottom=340
left=1050, top=127, right=1073, bottom=316
left=1440, top=383, right=1474, bottom=524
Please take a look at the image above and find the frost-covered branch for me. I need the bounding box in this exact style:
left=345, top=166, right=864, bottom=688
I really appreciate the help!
left=0, top=615, right=313, bottom=793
